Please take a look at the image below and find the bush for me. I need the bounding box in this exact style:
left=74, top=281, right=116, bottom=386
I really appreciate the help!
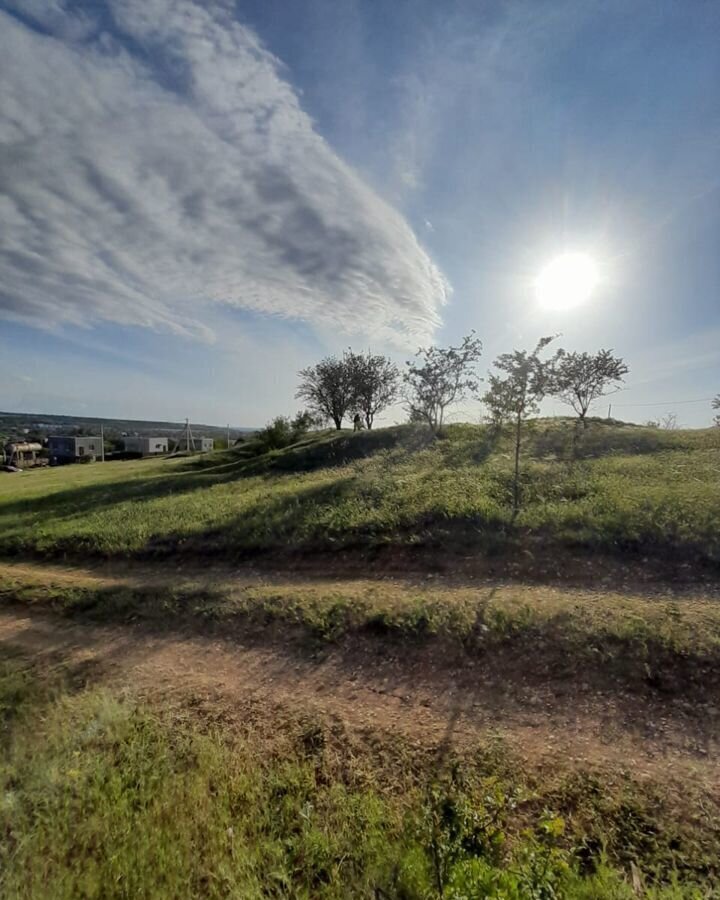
left=247, top=411, right=321, bottom=456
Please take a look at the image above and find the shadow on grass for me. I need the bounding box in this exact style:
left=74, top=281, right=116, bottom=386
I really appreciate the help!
left=139, top=475, right=363, bottom=558
left=236, top=424, right=435, bottom=476
left=431, top=424, right=502, bottom=468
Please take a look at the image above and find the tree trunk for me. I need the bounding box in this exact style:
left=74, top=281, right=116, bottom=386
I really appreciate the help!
left=365, top=413, right=373, bottom=429
left=332, top=415, right=342, bottom=430
left=513, top=412, right=522, bottom=513
left=572, top=419, right=582, bottom=461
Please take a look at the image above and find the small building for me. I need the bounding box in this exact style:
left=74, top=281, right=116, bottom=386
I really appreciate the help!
left=123, top=436, right=169, bottom=456
left=3, top=441, right=44, bottom=468
left=48, top=435, right=103, bottom=464
left=196, top=437, right=214, bottom=452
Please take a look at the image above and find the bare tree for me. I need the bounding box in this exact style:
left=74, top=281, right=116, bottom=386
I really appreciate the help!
left=713, top=395, right=720, bottom=427
left=296, top=356, right=354, bottom=430
left=549, top=349, right=628, bottom=427
left=345, top=350, right=400, bottom=429
left=403, top=332, right=483, bottom=434
left=483, top=337, right=556, bottom=512
left=660, top=412, right=678, bottom=430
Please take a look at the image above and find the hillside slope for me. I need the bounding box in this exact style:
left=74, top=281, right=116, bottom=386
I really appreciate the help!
left=0, top=421, right=718, bottom=569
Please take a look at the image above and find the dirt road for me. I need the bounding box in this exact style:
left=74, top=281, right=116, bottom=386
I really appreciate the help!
left=1, top=600, right=718, bottom=800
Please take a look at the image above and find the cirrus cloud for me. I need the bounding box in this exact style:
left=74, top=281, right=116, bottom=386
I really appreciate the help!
left=0, top=0, right=448, bottom=345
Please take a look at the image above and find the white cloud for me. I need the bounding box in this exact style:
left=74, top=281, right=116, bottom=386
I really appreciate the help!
left=0, top=0, right=448, bottom=345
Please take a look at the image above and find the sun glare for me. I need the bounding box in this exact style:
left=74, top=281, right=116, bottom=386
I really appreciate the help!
left=536, top=252, right=599, bottom=311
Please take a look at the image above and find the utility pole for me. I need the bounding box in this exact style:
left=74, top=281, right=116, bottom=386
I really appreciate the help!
left=100, top=424, right=105, bottom=462
left=607, top=403, right=612, bottom=420
left=185, top=418, right=195, bottom=453
left=227, top=423, right=230, bottom=449
left=171, top=418, right=195, bottom=455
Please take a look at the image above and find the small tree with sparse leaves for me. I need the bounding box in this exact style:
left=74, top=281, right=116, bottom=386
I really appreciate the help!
left=403, top=333, right=483, bottom=434
left=713, top=395, right=720, bottom=427
left=549, top=349, right=628, bottom=427
left=483, top=336, right=556, bottom=512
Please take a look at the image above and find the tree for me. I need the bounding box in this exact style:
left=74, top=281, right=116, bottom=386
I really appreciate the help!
left=345, top=350, right=400, bottom=429
left=483, top=337, right=556, bottom=512
left=403, top=332, right=483, bottom=434
left=549, top=349, right=628, bottom=427
left=296, top=356, right=354, bottom=430
left=713, top=395, right=720, bottom=427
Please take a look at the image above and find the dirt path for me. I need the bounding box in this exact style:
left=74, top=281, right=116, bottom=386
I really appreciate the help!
left=2, top=555, right=720, bottom=596
left=1, top=604, right=718, bottom=800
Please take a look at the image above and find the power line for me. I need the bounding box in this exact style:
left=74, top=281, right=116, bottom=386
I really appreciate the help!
left=611, top=396, right=714, bottom=408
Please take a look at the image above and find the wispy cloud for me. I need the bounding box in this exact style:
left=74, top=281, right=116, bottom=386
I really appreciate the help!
left=0, top=0, right=448, bottom=345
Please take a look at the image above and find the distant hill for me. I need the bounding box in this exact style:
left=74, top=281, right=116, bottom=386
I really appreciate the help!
left=0, top=411, right=256, bottom=443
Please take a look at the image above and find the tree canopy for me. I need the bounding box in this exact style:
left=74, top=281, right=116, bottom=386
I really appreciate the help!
left=296, top=356, right=354, bottom=430
left=345, top=351, right=400, bottom=429
left=550, top=349, right=628, bottom=424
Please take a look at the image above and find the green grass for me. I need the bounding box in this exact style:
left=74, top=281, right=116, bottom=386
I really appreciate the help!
left=0, top=421, right=719, bottom=564
left=0, top=657, right=716, bottom=898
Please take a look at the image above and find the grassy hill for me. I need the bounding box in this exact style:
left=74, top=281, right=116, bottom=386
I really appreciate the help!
left=0, top=419, right=718, bottom=571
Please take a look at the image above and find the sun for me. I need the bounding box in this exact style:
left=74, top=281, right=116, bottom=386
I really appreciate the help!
left=535, top=252, right=599, bottom=311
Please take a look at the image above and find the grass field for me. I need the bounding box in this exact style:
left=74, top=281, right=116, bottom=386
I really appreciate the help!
left=1, top=421, right=719, bottom=566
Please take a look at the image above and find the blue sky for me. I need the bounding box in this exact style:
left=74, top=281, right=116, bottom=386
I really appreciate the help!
left=1, top=0, right=719, bottom=426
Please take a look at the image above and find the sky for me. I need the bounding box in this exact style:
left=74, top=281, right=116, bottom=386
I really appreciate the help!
left=1, top=0, right=719, bottom=427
